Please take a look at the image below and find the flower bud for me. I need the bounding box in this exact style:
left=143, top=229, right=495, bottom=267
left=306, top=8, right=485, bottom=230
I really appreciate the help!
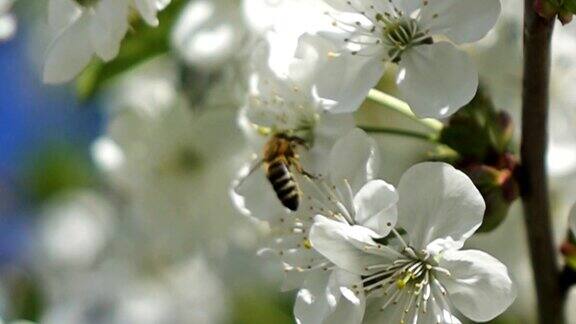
left=434, top=88, right=520, bottom=232
left=535, top=0, right=560, bottom=19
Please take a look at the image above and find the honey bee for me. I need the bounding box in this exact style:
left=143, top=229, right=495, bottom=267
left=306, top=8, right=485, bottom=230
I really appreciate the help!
left=238, top=133, right=313, bottom=212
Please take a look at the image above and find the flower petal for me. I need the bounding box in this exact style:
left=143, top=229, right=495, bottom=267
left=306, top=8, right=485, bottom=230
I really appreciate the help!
left=43, top=14, right=94, bottom=84
left=420, top=0, right=501, bottom=44
left=327, top=128, right=379, bottom=193
left=300, top=112, right=356, bottom=175
left=48, top=0, right=81, bottom=30
left=397, top=162, right=485, bottom=252
left=397, top=42, right=478, bottom=119
left=295, top=33, right=385, bottom=114
left=230, top=162, right=286, bottom=220
left=437, top=249, right=516, bottom=322
left=295, top=270, right=365, bottom=324
left=134, top=0, right=167, bottom=26
left=90, top=0, right=129, bottom=61
left=309, top=216, right=382, bottom=275
left=353, top=180, right=397, bottom=237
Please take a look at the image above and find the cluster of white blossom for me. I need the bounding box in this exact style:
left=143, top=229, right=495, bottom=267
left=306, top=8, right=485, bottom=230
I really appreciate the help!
left=227, top=1, right=518, bottom=322
left=30, top=0, right=531, bottom=323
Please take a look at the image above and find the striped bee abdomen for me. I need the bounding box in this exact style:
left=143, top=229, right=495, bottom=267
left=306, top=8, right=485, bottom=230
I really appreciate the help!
left=267, top=160, right=300, bottom=211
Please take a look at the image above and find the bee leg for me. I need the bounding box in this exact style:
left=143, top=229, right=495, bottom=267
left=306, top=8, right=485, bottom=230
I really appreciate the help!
left=290, top=157, right=317, bottom=179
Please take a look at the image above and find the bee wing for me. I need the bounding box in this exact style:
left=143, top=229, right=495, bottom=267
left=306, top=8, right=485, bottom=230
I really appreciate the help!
left=233, top=158, right=264, bottom=189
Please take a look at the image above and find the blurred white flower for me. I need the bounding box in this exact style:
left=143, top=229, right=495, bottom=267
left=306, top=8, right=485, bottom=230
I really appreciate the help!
left=41, top=255, right=228, bottom=324
left=303, top=0, right=500, bottom=118
left=171, top=0, right=247, bottom=71
left=0, top=0, right=16, bottom=41
left=231, top=43, right=355, bottom=218
left=92, top=58, right=253, bottom=260
left=162, top=256, right=229, bottom=324
left=43, top=0, right=171, bottom=83
left=310, top=162, right=516, bottom=323
left=37, top=190, right=115, bottom=270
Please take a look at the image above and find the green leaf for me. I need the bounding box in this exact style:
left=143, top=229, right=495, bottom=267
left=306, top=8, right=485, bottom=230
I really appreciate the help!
left=76, top=0, right=185, bottom=100
left=564, top=0, right=576, bottom=12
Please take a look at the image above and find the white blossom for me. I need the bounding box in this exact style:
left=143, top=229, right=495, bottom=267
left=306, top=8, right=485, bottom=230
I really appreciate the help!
left=92, top=58, right=254, bottom=259
left=258, top=129, right=383, bottom=324
left=171, top=0, right=247, bottom=71
left=301, top=0, right=500, bottom=118
left=231, top=41, right=355, bottom=219
left=36, top=190, right=115, bottom=271
left=310, top=162, right=516, bottom=323
left=43, top=0, right=171, bottom=83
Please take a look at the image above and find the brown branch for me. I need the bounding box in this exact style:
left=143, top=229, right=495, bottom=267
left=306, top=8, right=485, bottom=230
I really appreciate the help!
left=520, top=1, right=565, bottom=323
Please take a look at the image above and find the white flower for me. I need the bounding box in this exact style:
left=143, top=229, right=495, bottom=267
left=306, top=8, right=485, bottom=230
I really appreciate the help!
left=310, top=162, right=516, bottom=323
left=37, top=190, right=115, bottom=270
left=43, top=0, right=171, bottom=84
left=231, top=41, right=355, bottom=218
left=92, top=58, right=253, bottom=258
left=304, top=0, right=500, bottom=118
left=171, top=0, right=247, bottom=71
left=0, top=0, right=16, bottom=41
left=258, top=129, right=386, bottom=324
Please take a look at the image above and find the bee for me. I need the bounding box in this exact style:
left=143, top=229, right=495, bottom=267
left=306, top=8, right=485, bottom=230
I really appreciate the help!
left=264, top=133, right=315, bottom=211
left=238, top=133, right=313, bottom=212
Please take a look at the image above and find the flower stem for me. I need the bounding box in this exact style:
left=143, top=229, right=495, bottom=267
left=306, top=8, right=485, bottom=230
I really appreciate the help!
left=360, top=126, right=437, bottom=143
left=366, top=89, right=443, bottom=132
left=520, top=2, right=565, bottom=323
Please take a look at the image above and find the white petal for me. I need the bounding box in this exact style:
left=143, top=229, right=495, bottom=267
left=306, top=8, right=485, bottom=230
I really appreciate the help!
left=301, top=112, right=356, bottom=175
left=134, top=0, right=160, bottom=26
left=438, top=249, right=517, bottom=322
left=420, top=0, right=501, bottom=44
left=295, top=270, right=365, bottom=324
left=397, top=42, right=478, bottom=118
left=397, top=162, right=485, bottom=252
left=48, top=0, right=82, bottom=30
left=230, top=163, right=286, bottom=220
left=295, top=271, right=332, bottom=324
left=295, top=33, right=385, bottom=114
left=43, top=14, right=94, bottom=84
left=90, top=0, right=129, bottom=61
left=325, top=270, right=365, bottom=324
left=353, top=180, right=397, bottom=237
left=309, top=216, right=382, bottom=275
left=327, top=128, right=379, bottom=193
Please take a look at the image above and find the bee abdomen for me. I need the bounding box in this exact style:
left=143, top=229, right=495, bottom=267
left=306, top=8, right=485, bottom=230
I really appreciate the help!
left=267, top=161, right=300, bottom=211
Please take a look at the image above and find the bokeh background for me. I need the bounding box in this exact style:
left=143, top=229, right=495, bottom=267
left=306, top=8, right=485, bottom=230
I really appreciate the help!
left=1, top=0, right=576, bottom=323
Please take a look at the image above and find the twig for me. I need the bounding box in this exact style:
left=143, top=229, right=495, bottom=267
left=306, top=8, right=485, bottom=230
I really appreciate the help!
left=359, top=126, right=438, bottom=143
left=519, top=1, right=564, bottom=323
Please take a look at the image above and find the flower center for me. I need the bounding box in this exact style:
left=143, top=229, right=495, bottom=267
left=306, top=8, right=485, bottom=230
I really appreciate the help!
left=305, top=177, right=357, bottom=225
left=376, top=16, right=432, bottom=63
left=356, top=246, right=452, bottom=323
left=326, top=1, right=432, bottom=63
